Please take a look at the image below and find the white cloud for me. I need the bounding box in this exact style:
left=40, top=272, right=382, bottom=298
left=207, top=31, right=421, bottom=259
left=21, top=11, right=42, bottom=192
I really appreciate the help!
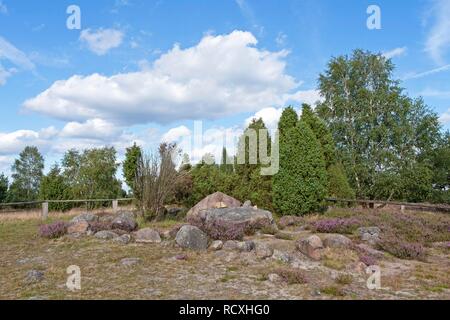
left=0, top=1, right=7, bottom=14
left=245, top=107, right=283, bottom=131
left=0, top=37, right=35, bottom=70
left=24, top=30, right=304, bottom=125
left=0, top=128, right=56, bottom=155
left=60, top=119, right=122, bottom=140
left=418, top=88, right=450, bottom=98
left=402, top=63, right=450, bottom=80
left=383, top=47, right=407, bottom=59
left=439, top=109, right=450, bottom=124
left=276, top=32, right=288, bottom=47
left=162, top=125, right=191, bottom=143
left=285, top=89, right=323, bottom=106
left=0, top=64, right=16, bottom=85
left=79, top=28, right=124, bottom=55
left=425, top=0, right=450, bottom=64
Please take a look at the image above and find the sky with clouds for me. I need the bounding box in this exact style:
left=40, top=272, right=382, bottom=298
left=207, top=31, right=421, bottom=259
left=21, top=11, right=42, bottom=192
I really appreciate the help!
left=0, top=0, right=450, bottom=178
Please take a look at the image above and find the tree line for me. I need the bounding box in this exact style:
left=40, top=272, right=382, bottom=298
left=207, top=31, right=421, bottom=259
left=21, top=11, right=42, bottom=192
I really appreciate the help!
left=0, top=50, right=449, bottom=216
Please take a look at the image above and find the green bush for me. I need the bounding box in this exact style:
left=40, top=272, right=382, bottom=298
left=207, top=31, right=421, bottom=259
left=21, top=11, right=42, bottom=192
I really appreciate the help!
left=273, top=118, right=328, bottom=215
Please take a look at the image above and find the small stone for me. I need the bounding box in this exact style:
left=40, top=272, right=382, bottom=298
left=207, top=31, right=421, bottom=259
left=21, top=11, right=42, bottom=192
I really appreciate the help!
left=268, top=273, right=281, bottom=283
left=255, top=243, right=273, bottom=259
left=242, top=200, right=252, bottom=208
left=296, top=235, right=324, bottom=261
left=120, top=258, right=142, bottom=267
left=95, top=230, right=118, bottom=240
left=113, top=234, right=131, bottom=244
left=272, top=250, right=291, bottom=263
left=223, top=240, right=239, bottom=251
left=175, top=254, right=188, bottom=261
left=237, top=240, right=255, bottom=252
left=26, top=270, right=44, bottom=284
left=209, top=240, right=223, bottom=251
left=135, top=228, right=162, bottom=244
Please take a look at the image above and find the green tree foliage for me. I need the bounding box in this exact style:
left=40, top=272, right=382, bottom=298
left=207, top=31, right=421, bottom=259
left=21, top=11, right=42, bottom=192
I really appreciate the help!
left=327, top=163, right=356, bottom=200
left=62, top=147, right=122, bottom=203
left=123, top=143, right=142, bottom=196
left=317, top=50, right=441, bottom=201
left=39, top=164, right=72, bottom=211
left=301, top=103, right=336, bottom=167
left=429, top=131, right=450, bottom=204
left=273, top=115, right=328, bottom=215
left=301, top=104, right=354, bottom=199
left=220, top=147, right=234, bottom=173
left=8, top=146, right=44, bottom=202
left=0, top=173, right=8, bottom=203
left=234, top=118, right=273, bottom=210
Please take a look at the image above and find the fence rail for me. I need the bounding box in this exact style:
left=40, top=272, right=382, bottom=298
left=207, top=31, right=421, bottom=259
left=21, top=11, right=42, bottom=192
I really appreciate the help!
left=0, top=198, right=136, bottom=219
left=326, top=198, right=450, bottom=213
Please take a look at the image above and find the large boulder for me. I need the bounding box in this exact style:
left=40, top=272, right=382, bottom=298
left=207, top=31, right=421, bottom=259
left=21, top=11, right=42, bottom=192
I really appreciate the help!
left=297, top=235, right=324, bottom=261
left=190, top=207, right=276, bottom=241
left=323, top=234, right=352, bottom=249
left=186, top=192, right=241, bottom=220
left=135, top=228, right=161, bottom=244
left=175, top=225, right=209, bottom=251
left=111, top=212, right=138, bottom=232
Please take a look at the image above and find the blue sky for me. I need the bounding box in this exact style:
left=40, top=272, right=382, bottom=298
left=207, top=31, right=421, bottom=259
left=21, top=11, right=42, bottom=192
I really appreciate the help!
left=0, top=0, right=449, bottom=177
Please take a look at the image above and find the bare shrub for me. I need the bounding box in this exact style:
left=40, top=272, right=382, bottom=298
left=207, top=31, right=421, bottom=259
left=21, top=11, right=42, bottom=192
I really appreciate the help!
left=135, top=143, right=180, bottom=221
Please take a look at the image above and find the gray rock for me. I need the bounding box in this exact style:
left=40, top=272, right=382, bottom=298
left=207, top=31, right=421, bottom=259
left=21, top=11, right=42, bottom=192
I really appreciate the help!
left=268, top=273, right=281, bottom=283
left=26, top=270, right=44, bottom=284
left=255, top=243, right=274, bottom=259
left=296, top=235, right=323, bottom=260
left=135, top=228, right=161, bottom=243
left=223, top=240, right=239, bottom=250
left=111, top=211, right=138, bottom=232
left=242, top=200, right=252, bottom=208
left=237, top=240, right=255, bottom=252
left=272, top=250, right=291, bottom=263
left=175, top=225, right=209, bottom=250
left=186, top=192, right=242, bottom=219
left=358, top=227, right=381, bottom=244
left=95, top=230, right=118, bottom=240
left=323, top=234, right=352, bottom=248
left=120, top=258, right=142, bottom=267
left=209, top=240, right=223, bottom=251
left=70, top=213, right=99, bottom=224
left=113, top=234, right=131, bottom=244
left=67, top=220, right=90, bottom=234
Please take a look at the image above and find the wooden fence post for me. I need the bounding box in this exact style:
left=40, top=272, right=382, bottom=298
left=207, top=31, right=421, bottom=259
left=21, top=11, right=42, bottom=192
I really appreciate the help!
left=42, top=202, right=49, bottom=220
left=112, top=200, right=118, bottom=213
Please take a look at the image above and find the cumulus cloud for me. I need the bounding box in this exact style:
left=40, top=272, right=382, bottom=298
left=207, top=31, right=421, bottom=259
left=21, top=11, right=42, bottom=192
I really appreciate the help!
left=439, top=109, right=450, bottom=124
left=0, top=128, right=56, bottom=155
left=162, top=125, right=191, bottom=143
left=23, top=30, right=309, bottom=125
left=383, top=47, right=407, bottom=59
left=245, top=107, right=283, bottom=131
left=425, top=0, right=450, bottom=64
left=60, top=119, right=122, bottom=140
left=79, top=28, right=124, bottom=55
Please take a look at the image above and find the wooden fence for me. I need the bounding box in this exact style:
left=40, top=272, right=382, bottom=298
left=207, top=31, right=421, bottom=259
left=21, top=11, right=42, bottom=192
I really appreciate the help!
left=0, top=198, right=135, bottom=220
left=326, top=198, right=450, bottom=213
